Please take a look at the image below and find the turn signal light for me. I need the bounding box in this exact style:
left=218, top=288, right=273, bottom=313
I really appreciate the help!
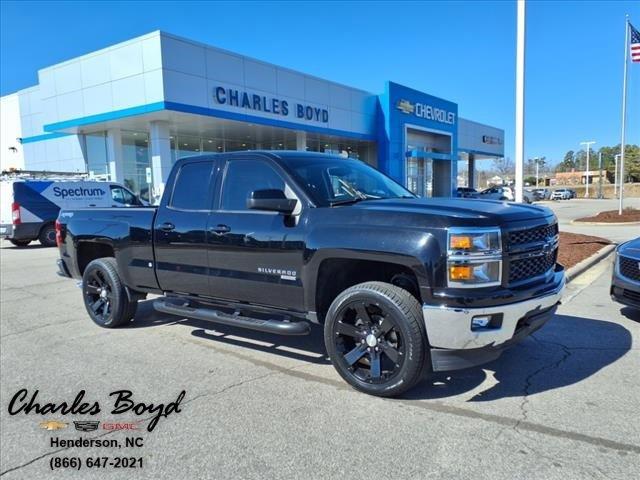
left=450, top=235, right=472, bottom=250
left=449, top=265, right=473, bottom=280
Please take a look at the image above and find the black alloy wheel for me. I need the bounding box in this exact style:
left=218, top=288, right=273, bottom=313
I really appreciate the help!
left=333, top=300, right=405, bottom=384
left=324, top=282, right=426, bottom=397
left=82, top=257, right=137, bottom=328
left=84, top=268, right=114, bottom=324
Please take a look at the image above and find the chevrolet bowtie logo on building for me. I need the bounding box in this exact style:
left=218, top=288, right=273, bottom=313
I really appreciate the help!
left=396, top=99, right=415, bottom=114
left=39, top=420, right=68, bottom=431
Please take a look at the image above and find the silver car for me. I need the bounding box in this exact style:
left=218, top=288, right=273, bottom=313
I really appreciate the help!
left=551, top=189, right=571, bottom=200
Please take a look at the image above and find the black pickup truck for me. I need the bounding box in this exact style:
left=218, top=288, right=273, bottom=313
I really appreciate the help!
left=56, top=151, right=564, bottom=396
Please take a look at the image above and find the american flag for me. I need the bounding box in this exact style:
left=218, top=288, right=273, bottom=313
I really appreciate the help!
left=631, top=22, right=640, bottom=63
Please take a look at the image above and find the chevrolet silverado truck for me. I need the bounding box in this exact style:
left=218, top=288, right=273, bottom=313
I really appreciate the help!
left=56, top=151, right=565, bottom=397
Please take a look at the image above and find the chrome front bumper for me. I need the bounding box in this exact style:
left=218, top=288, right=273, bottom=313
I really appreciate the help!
left=422, top=280, right=565, bottom=351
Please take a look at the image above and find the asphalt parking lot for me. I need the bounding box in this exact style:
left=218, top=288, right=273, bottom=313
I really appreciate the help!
left=0, top=223, right=639, bottom=479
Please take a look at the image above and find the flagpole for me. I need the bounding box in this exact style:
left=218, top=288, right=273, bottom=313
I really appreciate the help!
left=619, top=15, right=629, bottom=215
left=514, top=0, right=526, bottom=203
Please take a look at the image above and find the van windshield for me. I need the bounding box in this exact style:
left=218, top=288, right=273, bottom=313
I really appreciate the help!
left=280, top=157, right=415, bottom=207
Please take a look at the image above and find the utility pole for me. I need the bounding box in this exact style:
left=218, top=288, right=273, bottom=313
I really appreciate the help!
left=534, top=157, right=540, bottom=187
left=580, top=141, right=596, bottom=198
left=514, top=0, right=526, bottom=203
left=614, top=154, right=621, bottom=196
left=598, top=152, right=603, bottom=199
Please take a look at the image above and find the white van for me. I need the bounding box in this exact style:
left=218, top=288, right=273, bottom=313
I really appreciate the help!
left=0, top=180, right=144, bottom=247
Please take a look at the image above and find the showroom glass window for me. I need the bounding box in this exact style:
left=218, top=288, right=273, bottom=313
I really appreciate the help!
left=84, top=132, right=109, bottom=179
left=121, top=131, right=150, bottom=201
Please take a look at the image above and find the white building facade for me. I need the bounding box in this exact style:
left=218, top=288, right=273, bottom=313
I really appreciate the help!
left=3, top=31, right=504, bottom=201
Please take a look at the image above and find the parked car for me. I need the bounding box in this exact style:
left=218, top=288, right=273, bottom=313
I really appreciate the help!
left=56, top=151, right=564, bottom=397
left=0, top=179, right=144, bottom=247
left=532, top=188, right=551, bottom=200
left=551, top=189, right=572, bottom=200
left=567, top=189, right=577, bottom=199
left=523, top=189, right=535, bottom=204
left=456, top=187, right=479, bottom=198
left=478, top=186, right=514, bottom=201
left=611, top=237, right=640, bottom=310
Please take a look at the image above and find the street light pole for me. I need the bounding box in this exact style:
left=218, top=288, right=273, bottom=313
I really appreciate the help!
left=614, top=154, right=620, bottom=196
left=598, top=151, right=603, bottom=199
left=535, top=157, right=539, bottom=188
left=514, top=0, right=526, bottom=203
left=580, top=140, right=596, bottom=198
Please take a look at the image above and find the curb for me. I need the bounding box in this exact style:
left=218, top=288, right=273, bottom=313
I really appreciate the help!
left=570, top=219, right=640, bottom=226
left=565, top=243, right=616, bottom=283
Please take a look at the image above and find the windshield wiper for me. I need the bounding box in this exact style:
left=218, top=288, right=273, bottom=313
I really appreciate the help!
left=329, top=197, right=367, bottom=207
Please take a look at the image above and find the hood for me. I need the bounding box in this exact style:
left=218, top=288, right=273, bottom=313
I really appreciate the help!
left=349, top=198, right=554, bottom=226
left=619, top=237, right=640, bottom=258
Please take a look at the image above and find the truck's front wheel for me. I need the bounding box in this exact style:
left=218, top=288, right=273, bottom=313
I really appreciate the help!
left=324, top=282, right=427, bottom=397
left=82, top=258, right=137, bottom=328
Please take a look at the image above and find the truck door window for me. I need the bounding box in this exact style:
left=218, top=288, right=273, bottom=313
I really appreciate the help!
left=221, top=160, right=285, bottom=211
left=170, top=162, right=214, bottom=210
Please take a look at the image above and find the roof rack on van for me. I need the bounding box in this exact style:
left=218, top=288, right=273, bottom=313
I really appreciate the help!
left=1, top=169, right=90, bottom=181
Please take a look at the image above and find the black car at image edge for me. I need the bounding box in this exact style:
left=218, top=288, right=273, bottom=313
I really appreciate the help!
left=55, top=151, right=565, bottom=397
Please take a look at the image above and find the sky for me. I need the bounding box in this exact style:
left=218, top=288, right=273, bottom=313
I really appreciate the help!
left=1, top=0, right=639, bottom=166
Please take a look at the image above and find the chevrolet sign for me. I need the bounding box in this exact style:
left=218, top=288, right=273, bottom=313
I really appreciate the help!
left=396, top=99, right=455, bottom=125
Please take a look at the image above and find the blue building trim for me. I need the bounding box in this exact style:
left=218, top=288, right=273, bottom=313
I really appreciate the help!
left=41, top=101, right=375, bottom=142
left=43, top=102, right=167, bottom=131
left=19, top=132, right=72, bottom=144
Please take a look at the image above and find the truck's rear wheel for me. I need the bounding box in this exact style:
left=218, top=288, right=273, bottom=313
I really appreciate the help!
left=324, top=282, right=426, bottom=397
left=82, top=257, right=137, bottom=328
left=38, top=223, right=57, bottom=247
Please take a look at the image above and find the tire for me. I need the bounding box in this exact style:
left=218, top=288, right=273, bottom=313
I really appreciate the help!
left=9, top=239, right=31, bottom=247
left=81, top=257, right=137, bottom=328
left=38, top=223, right=57, bottom=247
left=324, top=281, right=427, bottom=397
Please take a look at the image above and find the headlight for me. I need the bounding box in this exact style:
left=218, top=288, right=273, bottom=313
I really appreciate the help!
left=447, top=227, right=502, bottom=287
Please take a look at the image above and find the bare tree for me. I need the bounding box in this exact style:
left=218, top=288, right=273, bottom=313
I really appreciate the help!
left=493, top=157, right=514, bottom=177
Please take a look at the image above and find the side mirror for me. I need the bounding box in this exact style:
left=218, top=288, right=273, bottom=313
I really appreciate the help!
left=247, top=189, right=297, bottom=214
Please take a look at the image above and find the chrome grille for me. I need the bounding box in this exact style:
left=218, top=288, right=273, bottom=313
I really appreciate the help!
left=619, top=255, right=640, bottom=282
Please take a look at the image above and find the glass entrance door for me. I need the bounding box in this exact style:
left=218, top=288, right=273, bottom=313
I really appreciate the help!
left=406, top=155, right=433, bottom=198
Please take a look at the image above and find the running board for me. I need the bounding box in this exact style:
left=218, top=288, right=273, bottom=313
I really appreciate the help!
left=153, top=299, right=311, bottom=336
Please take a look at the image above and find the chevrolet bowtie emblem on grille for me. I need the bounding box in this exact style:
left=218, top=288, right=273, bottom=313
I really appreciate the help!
left=396, top=99, right=415, bottom=114
left=39, top=420, right=68, bottom=431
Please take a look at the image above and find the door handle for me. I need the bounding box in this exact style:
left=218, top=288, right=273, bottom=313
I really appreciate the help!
left=159, top=222, right=175, bottom=232
left=210, top=224, right=231, bottom=235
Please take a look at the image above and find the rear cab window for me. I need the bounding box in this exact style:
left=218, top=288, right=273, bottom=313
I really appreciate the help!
left=170, top=161, right=214, bottom=210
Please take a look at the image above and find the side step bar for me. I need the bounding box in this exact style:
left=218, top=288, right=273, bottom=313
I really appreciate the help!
left=153, top=299, right=311, bottom=336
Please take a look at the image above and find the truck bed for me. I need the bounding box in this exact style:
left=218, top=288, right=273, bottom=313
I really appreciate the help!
left=58, top=206, right=159, bottom=292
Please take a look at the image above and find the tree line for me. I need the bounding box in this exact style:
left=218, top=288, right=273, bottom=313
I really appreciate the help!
left=555, top=144, right=640, bottom=183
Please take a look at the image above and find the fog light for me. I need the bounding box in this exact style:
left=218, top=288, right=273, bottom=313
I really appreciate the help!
left=471, top=315, right=492, bottom=330
left=449, top=265, right=473, bottom=280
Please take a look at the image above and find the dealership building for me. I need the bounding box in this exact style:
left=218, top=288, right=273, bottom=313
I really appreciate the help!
left=1, top=31, right=504, bottom=201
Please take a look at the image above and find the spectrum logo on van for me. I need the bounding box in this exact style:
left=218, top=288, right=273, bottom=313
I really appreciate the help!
left=53, top=187, right=106, bottom=199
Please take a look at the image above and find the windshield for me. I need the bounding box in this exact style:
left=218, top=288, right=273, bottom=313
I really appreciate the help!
left=280, top=156, right=415, bottom=206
